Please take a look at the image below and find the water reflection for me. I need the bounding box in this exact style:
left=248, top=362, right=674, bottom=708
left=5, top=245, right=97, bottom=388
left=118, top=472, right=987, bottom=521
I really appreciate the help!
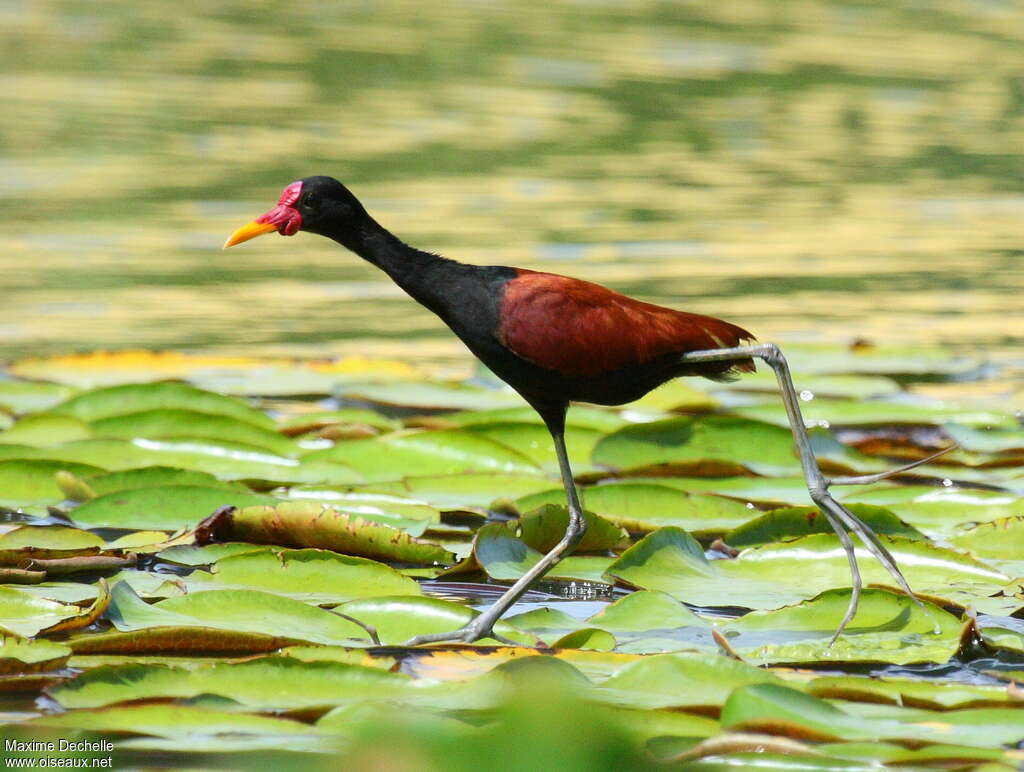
left=2, top=1, right=1023, bottom=378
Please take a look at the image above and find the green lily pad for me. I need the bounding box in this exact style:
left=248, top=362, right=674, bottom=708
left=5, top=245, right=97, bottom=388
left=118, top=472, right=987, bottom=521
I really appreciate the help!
left=605, top=528, right=1008, bottom=611
left=0, top=380, right=78, bottom=414
left=0, top=638, right=71, bottom=675
left=0, top=438, right=362, bottom=485
left=721, top=682, right=1024, bottom=748
left=90, top=408, right=296, bottom=455
left=284, top=489, right=441, bottom=525
left=845, top=486, right=1024, bottom=538
left=107, top=582, right=372, bottom=646
left=338, top=380, right=524, bottom=411
left=471, top=522, right=615, bottom=584
left=279, top=408, right=401, bottom=435
left=0, top=413, right=93, bottom=446
left=0, top=586, right=85, bottom=637
left=74, top=466, right=240, bottom=498
left=337, top=595, right=536, bottom=646
left=50, top=381, right=274, bottom=428
left=625, top=379, right=717, bottom=412
left=516, top=504, right=627, bottom=552
left=552, top=628, right=617, bottom=651
left=156, top=542, right=273, bottom=566
left=945, top=424, right=1024, bottom=454
left=303, top=430, right=540, bottom=481
left=809, top=673, right=1023, bottom=710
left=595, top=652, right=786, bottom=710
left=27, top=704, right=335, bottom=744
left=0, top=458, right=107, bottom=506
left=722, top=589, right=962, bottom=665
left=184, top=548, right=421, bottom=604
left=580, top=590, right=715, bottom=654
left=360, top=474, right=555, bottom=509
left=68, top=484, right=276, bottom=530
left=724, top=504, right=925, bottom=548
left=950, top=517, right=1024, bottom=576
left=441, top=405, right=628, bottom=433
left=0, top=526, right=105, bottom=550
left=519, top=481, right=756, bottom=536
left=647, top=476, right=816, bottom=507
left=593, top=416, right=801, bottom=476
left=47, top=656, right=418, bottom=711
left=463, top=422, right=602, bottom=474
left=762, top=344, right=983, bottom=377
left=734, top=396, right=1017, bottom=430
left=212, top=502, right=455, bottom=564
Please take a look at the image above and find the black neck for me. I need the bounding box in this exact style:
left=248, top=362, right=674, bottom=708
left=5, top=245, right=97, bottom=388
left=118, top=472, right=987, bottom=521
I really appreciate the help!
left=325, top=215, right=455, bottom=305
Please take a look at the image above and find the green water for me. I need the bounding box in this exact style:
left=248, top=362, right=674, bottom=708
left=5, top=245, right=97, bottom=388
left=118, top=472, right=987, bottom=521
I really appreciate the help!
left=3, top=0, right=1023, bottom=377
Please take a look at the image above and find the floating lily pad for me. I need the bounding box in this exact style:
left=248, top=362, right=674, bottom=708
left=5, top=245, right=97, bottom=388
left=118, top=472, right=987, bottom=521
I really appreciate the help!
left=516, top=504, right=627, bottom=552
left=471, top=522, right=615, bottom=584
left=0, top=586, right=94, bottom=637
left=463, top=422, right=603, bottom=474
left=594, top=652, right=786, bottom=710
left=647, top=476, right=816, bottom=507
left=605, top=528, right=1008, bottom=611
left=721, top=682, right=1024, bottom=748
left=722, top=589, right=962, bottom=665
left=27, top=703, right=336, bottom=745
left=338, top=380, right=524, bottom=411
left=734, top=396, right=1016, bottom=430
left=184, top=548, right=421, bottom=604
left=360, top=474, right=555, bottom=509
left=90, top=408, right=296, bottom=455
left=724, top=504, right=925, bottom=548
left=0, top=525, right=105, bottom=550
left=202, top=502, right=455, bottom=564
left=51, top=381, right=274, bottom=427
left=845, top=486, right=1024, bottom=538
left=156, top=542, right=273, bottom=566
left=441, top=406, right=628, bottom=433
left=68, top=484, right=276, bottom=530
left=0, top=413, right=93, bottom=446
left=303, top=430, right=540, bottom=481
left=47, top=656, right=418, bottom=711
left=0, top=638, right=71, bottom=675
left=0, top=458, right=107, bottom=506
left=337, top=595, right=536, bottom=646
left=284, top=489, right=441, bottom=525
left=107, top=582, right=372, bottom=646
left=0, top=380, right=78, bottom=414
left=519, top=481, right=756, bottom=536
left=593, top=416, right=801, bottom=476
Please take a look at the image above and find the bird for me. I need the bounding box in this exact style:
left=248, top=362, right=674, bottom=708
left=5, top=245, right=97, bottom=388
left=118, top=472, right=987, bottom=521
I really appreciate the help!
left=226, top=175, right=941, bottom=646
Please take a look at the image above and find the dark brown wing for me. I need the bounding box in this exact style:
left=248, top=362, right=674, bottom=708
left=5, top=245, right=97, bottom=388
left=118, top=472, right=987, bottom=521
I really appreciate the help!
left=497, top=269, right=755, bottom=378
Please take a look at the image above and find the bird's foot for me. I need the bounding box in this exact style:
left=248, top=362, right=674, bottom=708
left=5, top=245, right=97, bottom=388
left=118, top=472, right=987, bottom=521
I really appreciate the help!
left=403, top=619, right=522, bottom=648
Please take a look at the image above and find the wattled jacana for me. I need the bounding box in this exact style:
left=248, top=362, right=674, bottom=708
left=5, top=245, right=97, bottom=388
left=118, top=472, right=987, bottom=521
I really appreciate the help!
left=226, top=176, right=941, bottom=646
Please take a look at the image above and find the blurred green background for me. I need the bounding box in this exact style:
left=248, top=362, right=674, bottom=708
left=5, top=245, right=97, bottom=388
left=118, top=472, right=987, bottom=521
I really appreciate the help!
left=3, top=0, right=1023, bottom=372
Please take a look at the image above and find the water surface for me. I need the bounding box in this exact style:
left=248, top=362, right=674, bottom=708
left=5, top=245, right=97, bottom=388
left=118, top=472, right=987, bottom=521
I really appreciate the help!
left=3, top=0, right=1023, bottom=381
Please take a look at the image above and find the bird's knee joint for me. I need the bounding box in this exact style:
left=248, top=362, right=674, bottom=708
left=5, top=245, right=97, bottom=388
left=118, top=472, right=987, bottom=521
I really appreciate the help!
left=759, top=343, right=785, bottom=367
left=808, top=484, right=830, bottom=503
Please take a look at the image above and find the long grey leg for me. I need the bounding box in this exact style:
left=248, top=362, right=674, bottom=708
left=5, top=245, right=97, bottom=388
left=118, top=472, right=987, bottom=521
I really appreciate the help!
left=404, top=426, right=587, bottom=646
left=680, top=343, right=938, bottom=640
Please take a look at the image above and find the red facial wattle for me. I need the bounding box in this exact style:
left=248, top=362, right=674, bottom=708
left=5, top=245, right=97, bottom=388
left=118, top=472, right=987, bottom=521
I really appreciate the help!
left=223, top=180, right=304, bottom=248
left=255, top=181, right=303, bottom=236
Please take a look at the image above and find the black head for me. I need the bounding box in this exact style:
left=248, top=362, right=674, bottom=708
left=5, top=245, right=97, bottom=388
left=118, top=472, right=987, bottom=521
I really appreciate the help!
left=224, top=175, right=368, bottom=248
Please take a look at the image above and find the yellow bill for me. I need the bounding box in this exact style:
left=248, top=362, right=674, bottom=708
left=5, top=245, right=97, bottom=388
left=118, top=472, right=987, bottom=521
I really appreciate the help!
left=223, top=220, right=278, bottom=249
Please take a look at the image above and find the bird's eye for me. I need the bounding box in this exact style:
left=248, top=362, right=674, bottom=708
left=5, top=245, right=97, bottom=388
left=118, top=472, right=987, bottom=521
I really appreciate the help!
left=300, top=193, right=319, bottom=212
